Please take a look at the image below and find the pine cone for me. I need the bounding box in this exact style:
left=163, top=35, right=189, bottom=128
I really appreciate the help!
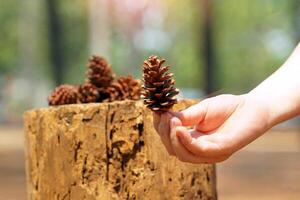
left=98, top=85, right=120, bottom=102
left=99, top=76, right=141, bottom=102
left=87, top=55, right=115, bottom=87
left=142, top=55, right=179, bottom=112
left=78, top=82, right=99, bottom=103
left=48, top=84, right=80, bottom=106
left=115, top=76, right=141, bottom=100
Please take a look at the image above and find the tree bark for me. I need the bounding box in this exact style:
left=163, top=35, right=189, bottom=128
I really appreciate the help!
left=23, top=100, right=217, bottom=200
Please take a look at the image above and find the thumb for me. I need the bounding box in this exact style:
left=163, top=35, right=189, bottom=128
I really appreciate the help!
left=169, top=100, right=208, bottom=126
left=170, top=116, right=182, bottom=128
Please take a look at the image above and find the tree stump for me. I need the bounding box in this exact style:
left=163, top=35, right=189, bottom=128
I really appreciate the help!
left=23, top=100, right=217, bottom=200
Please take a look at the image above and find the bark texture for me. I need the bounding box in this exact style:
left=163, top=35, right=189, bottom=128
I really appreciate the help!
left=23, top=100, right=217, bottom=200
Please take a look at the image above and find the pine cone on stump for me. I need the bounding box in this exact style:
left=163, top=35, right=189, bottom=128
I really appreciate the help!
left=98, top=86, right=119, bottom=102
left=99, top=76, right=141, bottom=102
left=78, top=82, right=100, bottom=103
left=87, top=55, right=115, bottom=87
left=116, top=76, right=141, bottom=100
left=142, top=55, right=179, bottom=112
left=48, top=84, right=80, bottom=106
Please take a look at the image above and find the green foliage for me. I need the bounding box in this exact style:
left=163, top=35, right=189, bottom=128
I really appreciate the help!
left=0, top=0, right=20, bottom=74
left=0, top=0, right=298, bottom=92
left=214, top=0, right=296, bottom=92
left=163, top=0, right=203, bottom=88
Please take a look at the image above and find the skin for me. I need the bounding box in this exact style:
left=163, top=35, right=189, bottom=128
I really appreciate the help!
left=153, top=43, right=300, bottom=164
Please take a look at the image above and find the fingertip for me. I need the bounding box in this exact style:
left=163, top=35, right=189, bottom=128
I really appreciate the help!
left=175, top=102, right=208, bottom=126
left=176, top=128, right=185, bottom=141
left=170, top=117, right=182, bottom=127
left=176, top=126, right=192, bottom=144
left=161, top=112, right=169, bottom=118
left=165, top=112, right=173, bottom=121
left=168, top=111, right=188, bottom=124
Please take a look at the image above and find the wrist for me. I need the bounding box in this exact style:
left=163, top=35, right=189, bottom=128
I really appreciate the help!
left=247, top=88, right=300, bottom=128
left=243, top=92, right=275, bottom=130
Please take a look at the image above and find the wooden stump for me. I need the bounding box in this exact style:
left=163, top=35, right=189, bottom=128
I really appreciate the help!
left=23, top=100, right=217, bottom=200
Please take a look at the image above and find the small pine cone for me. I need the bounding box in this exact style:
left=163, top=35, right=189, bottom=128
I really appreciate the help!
left=87, top=55, right=115, bottom=87
left=142, top=55, right=179, bottom=112
left=98, top=85, right=120, bottom=102
left=78, top=82, right=99, bottom=103
left=99, top=76, right=141, bottom=102
left=115, top=76, right=141, bottom=100
left=48, top=84, right=80, bottom=106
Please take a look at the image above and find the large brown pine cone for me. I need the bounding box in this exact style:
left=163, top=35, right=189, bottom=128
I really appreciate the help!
left=48, top=84, right=80, bottom=106
left=86, top=55, right=115, bottom=87
left=99, top=76, right=141, bottom=102
left=78, top=82, right=99, bottom=103
left=142, top=55, right=179, bottom=112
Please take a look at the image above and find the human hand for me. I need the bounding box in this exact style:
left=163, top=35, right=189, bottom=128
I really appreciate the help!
left=153, top=94, right=272, bottom=163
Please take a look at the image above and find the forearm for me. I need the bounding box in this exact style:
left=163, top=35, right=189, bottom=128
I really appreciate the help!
left=249, top=43, right=300, bottom=126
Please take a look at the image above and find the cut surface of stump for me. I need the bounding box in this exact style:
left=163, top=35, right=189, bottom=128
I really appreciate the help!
left=23, top=100, right=217, bottom=200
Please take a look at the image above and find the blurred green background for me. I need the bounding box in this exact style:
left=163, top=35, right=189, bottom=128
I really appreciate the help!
left=0, top=1, right=300, bottom=200
left=0, top=0, right=299, bottom=122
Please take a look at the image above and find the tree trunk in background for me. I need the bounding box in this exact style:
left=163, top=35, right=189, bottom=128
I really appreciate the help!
left=46, top=0, right=64, bottom=86
left=201, top=0, right=216, bottom=94
left=88, top=0, right=111, bottom=58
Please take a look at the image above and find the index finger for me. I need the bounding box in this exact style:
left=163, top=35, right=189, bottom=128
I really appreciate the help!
left=169, top=100, right=208, bottom=126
